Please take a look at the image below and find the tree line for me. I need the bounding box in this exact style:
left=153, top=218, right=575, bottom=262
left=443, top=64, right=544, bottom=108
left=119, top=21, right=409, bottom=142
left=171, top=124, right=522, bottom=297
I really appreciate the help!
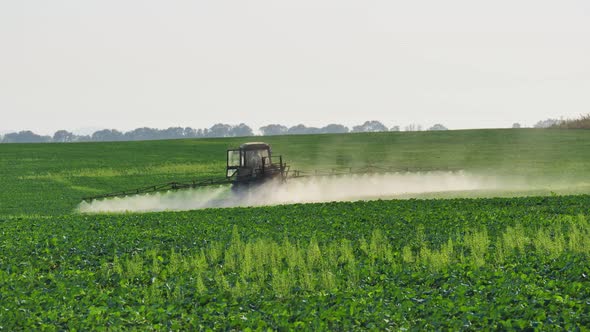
left=0, top=121, right=449, bottom=143
left=517, top=115, right=590, bottom=129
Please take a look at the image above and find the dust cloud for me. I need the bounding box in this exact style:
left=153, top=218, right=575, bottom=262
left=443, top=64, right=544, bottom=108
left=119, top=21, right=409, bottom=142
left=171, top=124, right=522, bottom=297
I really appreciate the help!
left=77, top=171, right=522, bottom=213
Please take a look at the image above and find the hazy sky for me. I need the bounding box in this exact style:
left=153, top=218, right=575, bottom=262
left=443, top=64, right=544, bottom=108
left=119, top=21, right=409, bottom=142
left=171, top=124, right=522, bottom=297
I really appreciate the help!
left=1, top=0, right=589, bottom=135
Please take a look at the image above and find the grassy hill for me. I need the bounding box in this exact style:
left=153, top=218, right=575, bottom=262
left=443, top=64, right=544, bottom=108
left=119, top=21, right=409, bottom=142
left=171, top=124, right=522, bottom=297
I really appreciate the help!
left=1, top=128, right=590, bottom=215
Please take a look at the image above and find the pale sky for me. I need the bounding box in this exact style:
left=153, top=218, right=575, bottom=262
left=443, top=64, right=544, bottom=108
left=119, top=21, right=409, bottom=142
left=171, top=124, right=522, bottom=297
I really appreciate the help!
left=1, top=0, right=589, bottom=135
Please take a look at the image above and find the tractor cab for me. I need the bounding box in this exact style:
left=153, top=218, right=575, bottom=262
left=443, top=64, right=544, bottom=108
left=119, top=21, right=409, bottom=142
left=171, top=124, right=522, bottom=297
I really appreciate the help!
left=226, top=142, right=287, bottom=184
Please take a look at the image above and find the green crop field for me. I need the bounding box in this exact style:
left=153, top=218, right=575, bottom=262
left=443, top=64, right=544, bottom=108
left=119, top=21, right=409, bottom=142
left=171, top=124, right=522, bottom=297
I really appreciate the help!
left=3, top=128, right=590, bottom=216
left=1, top=129, right=590, bottom=329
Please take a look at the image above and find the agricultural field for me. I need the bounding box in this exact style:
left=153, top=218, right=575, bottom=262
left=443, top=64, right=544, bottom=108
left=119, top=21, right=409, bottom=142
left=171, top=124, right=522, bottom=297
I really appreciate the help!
left=1, top=129, right=590, bottom=329
left=2, top=197, right=590, bottom=329
left=2, top=128, right=590, bottom=216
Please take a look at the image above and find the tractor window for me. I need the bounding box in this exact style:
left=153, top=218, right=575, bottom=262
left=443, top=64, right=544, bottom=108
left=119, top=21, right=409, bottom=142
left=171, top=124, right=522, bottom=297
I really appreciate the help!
left=226, top=150, right=240, bottom=178
left=227, top=150, right=240, bottom=167
left=262, top=149, right=271, bottom=166
left=227, top=168, right=237, bottom=178
left=244, top=149, right=270, bottom=169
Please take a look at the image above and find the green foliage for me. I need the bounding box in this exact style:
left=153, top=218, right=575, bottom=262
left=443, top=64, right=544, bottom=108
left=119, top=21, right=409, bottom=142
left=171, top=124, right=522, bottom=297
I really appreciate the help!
left=1, top=196, right=590, bottom=329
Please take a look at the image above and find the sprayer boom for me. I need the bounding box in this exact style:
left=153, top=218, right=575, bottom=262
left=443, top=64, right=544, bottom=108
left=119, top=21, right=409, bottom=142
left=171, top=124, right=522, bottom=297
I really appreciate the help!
left=82, top=141, right=463, bottom=202
left=82, top=178, right=232, bottom=201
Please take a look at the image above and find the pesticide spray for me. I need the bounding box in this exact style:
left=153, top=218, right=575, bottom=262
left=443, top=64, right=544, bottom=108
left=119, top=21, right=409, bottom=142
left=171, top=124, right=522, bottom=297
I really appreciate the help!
left=78, top=171, right=516, bottom=213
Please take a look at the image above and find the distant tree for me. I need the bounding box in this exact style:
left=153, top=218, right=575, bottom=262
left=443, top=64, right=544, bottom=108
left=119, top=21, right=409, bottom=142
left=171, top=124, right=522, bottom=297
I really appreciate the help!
left=259, top=124, right=288, bottom=136
left=207, top=123, right=233, bottom=137
left=306, top=127, right=322, bottom=134
left=198, top=128, right=208, bottom=137
left=183, top=127, right=197, bottom=138
left=230, top=123, right=254, bottom=137
left=551, top=114, right=590, bottom=129
left=389, top=126, right=400, bottom=132
left=351, top=121, right=388, bottom=133
left=53, top=130, right=75, bottom=143
left=287, top=124, right=310, bottom=135
left=512, top=123, right=521, bottom=129
left=320, top=124, right=349, bottom=134
left=92, top=129, right=124, bottom=141
left=125, top=127, right=160, bottom=141
left=1, top=131, right=52, bottom=143
left=160, top=127, right=185, bottom=139
left=428, top=124, right=448, bottom=131
left=404, top=124, right=423, bottom=132
left=74, top=135, right=91, bottom=142
left=534, top=119, right=560, bottom=128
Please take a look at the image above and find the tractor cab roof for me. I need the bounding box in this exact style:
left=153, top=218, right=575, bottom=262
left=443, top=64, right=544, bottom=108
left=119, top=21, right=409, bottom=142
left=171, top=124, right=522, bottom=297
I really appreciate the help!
left=239, top=142, right=271, bottom=151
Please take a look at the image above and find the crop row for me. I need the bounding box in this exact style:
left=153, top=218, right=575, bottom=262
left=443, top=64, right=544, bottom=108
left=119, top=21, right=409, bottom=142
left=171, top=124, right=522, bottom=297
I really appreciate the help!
left=1, top=196, right=590, bottom=329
